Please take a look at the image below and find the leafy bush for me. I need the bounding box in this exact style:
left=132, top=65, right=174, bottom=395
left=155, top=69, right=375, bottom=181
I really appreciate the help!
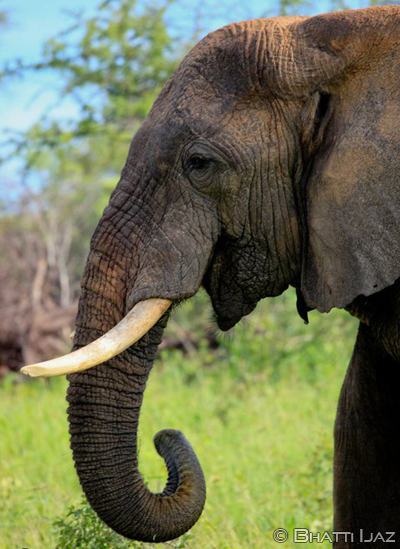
left=53, top=497, right=193, bottom=548
left=54, top=498, right=137, bottom=549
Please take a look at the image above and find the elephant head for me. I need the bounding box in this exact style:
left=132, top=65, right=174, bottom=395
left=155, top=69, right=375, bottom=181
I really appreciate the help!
left=22, top=6, right=400, bottom=543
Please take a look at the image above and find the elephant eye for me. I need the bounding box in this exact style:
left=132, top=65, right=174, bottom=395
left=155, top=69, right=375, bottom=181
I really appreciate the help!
left=187, top=155, right=212, bottom=173
left=185, top=154, right=216, bottom=190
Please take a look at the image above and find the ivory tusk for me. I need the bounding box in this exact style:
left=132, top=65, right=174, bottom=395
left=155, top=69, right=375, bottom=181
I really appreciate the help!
left=21, top=298, right=172, bottom=378
left=69, top=330, right=75, bottom=340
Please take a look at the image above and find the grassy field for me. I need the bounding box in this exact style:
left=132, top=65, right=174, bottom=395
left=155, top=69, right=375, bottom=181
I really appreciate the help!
left=0, top=288, right=358, bottom=549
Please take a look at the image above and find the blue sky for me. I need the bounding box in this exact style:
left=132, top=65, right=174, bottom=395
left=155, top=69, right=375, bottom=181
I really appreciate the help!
left=0, top=0, right=372, bottom=187
left=1, top=0, right=99, bottom=138
left=0, top=0, right=101, bottom=187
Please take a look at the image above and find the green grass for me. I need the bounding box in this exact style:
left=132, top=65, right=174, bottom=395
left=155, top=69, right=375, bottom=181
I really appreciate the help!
left=0, top=288, right=358, bottom=548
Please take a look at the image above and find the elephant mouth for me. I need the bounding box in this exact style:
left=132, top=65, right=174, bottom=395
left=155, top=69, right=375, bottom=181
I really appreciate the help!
left=201, top=280, right=255, bottom=331
left=202, top=252, right=259, bottom=332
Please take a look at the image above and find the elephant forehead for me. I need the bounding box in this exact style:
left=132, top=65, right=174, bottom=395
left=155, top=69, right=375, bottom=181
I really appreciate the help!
left=175, top=16, right=304, bottom=94
left=148, top=26, right=307, bottom=142
left=148, top=102, right=225, bottom=155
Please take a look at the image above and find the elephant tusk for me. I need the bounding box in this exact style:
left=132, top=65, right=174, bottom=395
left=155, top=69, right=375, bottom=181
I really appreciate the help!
left=21, top=298, right=172, bottom=378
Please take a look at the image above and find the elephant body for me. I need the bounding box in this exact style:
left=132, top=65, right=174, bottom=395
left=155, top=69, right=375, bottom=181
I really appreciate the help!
left=41, top=6, right=400, bottom=547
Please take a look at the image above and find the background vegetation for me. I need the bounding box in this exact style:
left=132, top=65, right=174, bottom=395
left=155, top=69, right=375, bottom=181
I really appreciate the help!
left=0, top=0, right=369, bottom=546
left=1, top=290, right=358, bottom=548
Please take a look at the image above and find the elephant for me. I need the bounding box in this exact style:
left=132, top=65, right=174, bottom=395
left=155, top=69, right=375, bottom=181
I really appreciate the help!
left=22, top=5, right=400, bottom=547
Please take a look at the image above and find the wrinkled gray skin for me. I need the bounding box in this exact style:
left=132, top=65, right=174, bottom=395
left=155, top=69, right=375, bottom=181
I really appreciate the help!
left=67, top=7, right=400, bottom=547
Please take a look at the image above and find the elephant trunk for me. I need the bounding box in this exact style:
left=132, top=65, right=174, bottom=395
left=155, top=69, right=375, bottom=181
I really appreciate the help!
left=67, top=319, right=206, bottom=542
left=65, top=226, right=206, bottom=541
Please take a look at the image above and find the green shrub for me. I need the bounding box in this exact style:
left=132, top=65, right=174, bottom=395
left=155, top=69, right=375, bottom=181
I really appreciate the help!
left=54, top=498, right=137, bottom=549
left=53, top=497, right=193, bottom=548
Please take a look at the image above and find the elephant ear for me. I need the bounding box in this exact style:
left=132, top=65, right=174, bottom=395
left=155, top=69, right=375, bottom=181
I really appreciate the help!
left=294, top=7, right=400, bottom=312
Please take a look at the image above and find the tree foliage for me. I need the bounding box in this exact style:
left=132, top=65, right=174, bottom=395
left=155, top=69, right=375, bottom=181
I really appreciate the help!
left=37, top=0, right=179, bottom=131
